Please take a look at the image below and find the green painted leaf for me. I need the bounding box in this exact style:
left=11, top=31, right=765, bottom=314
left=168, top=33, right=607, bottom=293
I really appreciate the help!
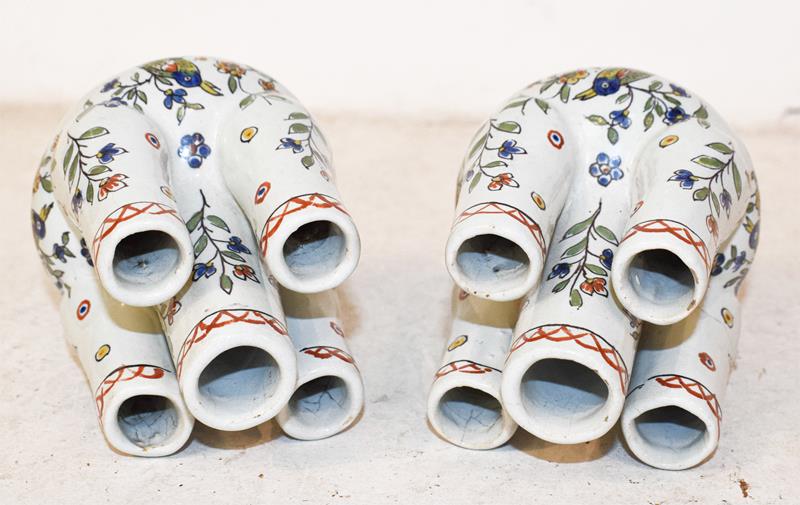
left=68, top=155, right=79, bottom=185
left=649, top=81, right=663, bottom=91
left=126, top=89, right=135, bottom=100
left=221, top=250, right=245, bottom=262
left=137, top=90, right=148, bottom=104
left=559, top=85, right=570, bottom=103
left=693, top=187, right=710, bottom=201
left=562, top=237, right=588, bottom=258
left=469, top=132, right=488, bottom=158
left=585, top=264, right=608, bottom=276
left=301, top=155, right=314, bottom=168
left=552, top=279, right=570, bottom=293
left=186, top=103, right=204, bottom=110
left=692, top=155, right=725, bottom=169
left=176, top=106, right=186, bottom=124
left=586, top=115, right=609, bottom=126
left=186, top=211, right=202, bottom=232
left=563, top=216, right=593, bottom=239
left=193, top=235, right=208, bottom=257
left=539, top=79, right=557, bottom=93
left=484, top=160, right=506, bottom=168
left=707, top=142, right=733, bottom=155
left=711, top=190, right=720, bottom=215
left=502, top=99, right=528, bottom=111
left=88, top=165, right=110, bottom=176
left=289, top=112, right=309, bottom=120
left=61, top=231, right=70, bottom=245
left=693, top=105, right=709, bottom=119
left=79, top=127, right=108, bottom=140
left=595, top=225, right=618, bottom=245
left=40, top=177, right=53, bottom=192
left=207, top=215, right=230, bottom=232
left=468, top=172, right=482, bottom=193
left=644, top=96, right=654, bottom=111
left=569, top=289, right=583, bottom=308
left=535, top=98, right=550, bottom=114
left=62, top=142, right=74, bottom=174
left=220, top=274, right=233, bottom=294
left=664, top=94, right=681, bottom=106
left=289, top=123, right=309, bottom=134
left=86, top=183, right=94, bottom=204
left=495, top=121, right=522, bottom=134
left=607, top=127, right=619, bottom=145
left=654, top=102, right=664, bottom=116
left=228, top=75, right=237, bottom=94
left=239, top=95, right=256, bottom=109
left=133, top=103, right=144, bottom=113
left=733, top=161, right=742, bottom=198
left=615, top=93, right=630, bottom=104
left=644, top=111, right=654, bottom=131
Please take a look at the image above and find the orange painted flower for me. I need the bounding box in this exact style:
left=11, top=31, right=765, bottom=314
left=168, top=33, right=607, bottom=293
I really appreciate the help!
left=259, top=79, right=276, bottom=91
left=233, top=264, right=258, bottom=282
left=488, top=173, right=520, bottom=191
left=215, top=61, right=246, bottom=77
left=580, top=277, right=608, bottom=297
left=559, top=70, right=589, bottom=85
left=97, top=174, right=128, bottom=201
left=706, top=214, right=719, bottom=240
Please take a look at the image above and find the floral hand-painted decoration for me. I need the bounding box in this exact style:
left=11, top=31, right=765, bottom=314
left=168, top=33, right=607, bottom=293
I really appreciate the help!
left=463, top=119, right=528, bottom=193
left=63, top=127, right=129, bottom=213
left=589, top=153, right=624, bottom=186
left=275, top=112, right=330, bottom=170
left=178, top=133, right=212, bottom=168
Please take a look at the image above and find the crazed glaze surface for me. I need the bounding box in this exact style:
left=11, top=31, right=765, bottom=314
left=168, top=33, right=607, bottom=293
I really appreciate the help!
left=31, top=56, right=363, bottom=455
left=433, top=68, right=760, bottom=469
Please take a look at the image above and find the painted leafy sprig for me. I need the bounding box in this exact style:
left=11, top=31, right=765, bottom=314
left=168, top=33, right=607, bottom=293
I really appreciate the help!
left=186, top=190, right=260, bottom=295
left=463, top=119, right=527, bottom=193
left=710, top=189, right=759, bottom=293
left=546, top=202, right=619, bottom=308
left=276, top=112, right=330, bottom=170
left=214, top=61, right=286, bottom=110
left=63, top=127, right=129, bottom=215
left=503, top=69, right=591, bottom=115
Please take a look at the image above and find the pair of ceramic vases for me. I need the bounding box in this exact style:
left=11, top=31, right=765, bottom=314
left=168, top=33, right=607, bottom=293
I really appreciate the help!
left=31, top=58, right=759, bottom=471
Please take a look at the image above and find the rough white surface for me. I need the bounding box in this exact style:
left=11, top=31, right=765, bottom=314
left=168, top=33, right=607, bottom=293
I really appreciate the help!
left=1, top=105, right=797, bottom=504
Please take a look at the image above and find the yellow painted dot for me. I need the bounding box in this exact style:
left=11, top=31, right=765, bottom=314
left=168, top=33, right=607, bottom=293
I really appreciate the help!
left=95, top=344, right=110, bottom=362
left=240, top=126, right=258, bottom=143
left=659, top=134, right=679, bottom=148
left=447, top=335, right=468, bottom=352
left=721, top=308, right=734, bottom=328
left=531, top=191, right=546, bottom=210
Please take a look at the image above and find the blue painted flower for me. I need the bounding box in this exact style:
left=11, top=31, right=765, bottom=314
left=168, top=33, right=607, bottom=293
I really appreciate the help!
left=32, top=211, right=45, bottom=239
left=52, top=243, right=67, bottom=263
left=227, top=236, right=251, bottom=255
left=664, top=106, right=689, bottom=124
left=547, top=262, right=570, bottom=280
left=80, top=238, right=93, bottom=266
left=178, top=133, right=211, bottom=168
left=720, top=189, right=732, bottom=214
left=192, top=262, right=217, bottom=281
left=71, top=190, right=83, bottom=215
left=749, top=221, right=759, bottom=250
left=669, top=84, right=688, bottom=97
left=710, top=253, right=725, bottom=276
left=96, top=143, right=127, bottom=163
left=609, top=110, right=631, bottom=129
left=497, top=140, right=526, bottom=160
left=593, top=76, right=621, bottom=96
left=589, top=153, right=624, bottom=186
left=668, top=169, right=697, bottom=189
left=103, top=97, right=127, bottom=108
left=732, top=251, right=747, bottom=272
left=278, top=138, right=304, bottom=153
left=163, top=88, right=187, bottom=109
left=599, top=248, right=614, bottom=269
left=101, top=79, right=119, bottom=93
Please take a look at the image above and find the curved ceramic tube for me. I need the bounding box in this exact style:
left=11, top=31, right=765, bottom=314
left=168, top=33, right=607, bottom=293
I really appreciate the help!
left=612, top=120, right=754, bottom=325
left=157, top=145, right=296, bottom=432
left=621, top=190, right=759, bottom=470
left=221, top=97, right=360, bottom=294
left=501, top=162, right=640, bottom=443
left=427, top=290, right=519, bottom=449
left=445, top=111, right=577, bottom=301
left=49, top=105, right=193, bottom=307
left=276, top=289, right=364, bottom=440
left=32, top=164, right=193, bottom=456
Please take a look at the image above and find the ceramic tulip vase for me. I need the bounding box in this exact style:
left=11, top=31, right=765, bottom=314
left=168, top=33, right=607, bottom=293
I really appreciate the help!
left=430, top=68, right=760, bottom=470
left=31, top=56, right=364, bottom=456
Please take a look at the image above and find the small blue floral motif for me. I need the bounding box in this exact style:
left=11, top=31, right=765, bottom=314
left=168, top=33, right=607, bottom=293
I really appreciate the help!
left=664, top=106, right=689, bottom=124
left=192, top=262, right=217, bottom=281
left=32, top=212, right=46, bottom=239
left=178, top=133, right=211, bottom=168
left=227, top=236, right=252, bottom=254
left=599, top=248, right=614, bottom=269
left=71, top=189, right=83, bottom=215
left=52, top=243, right=67, bottom=263
left=609, top=110, right=631, bottom=129
left=96, top=143, right=127, bottom=163
left=749, top=222, right=759, bottom=249
left=163, top=88, right=187, bottom=109
left=278, top=138, right=304, bottom=153
left=710, top=253, right=725, bottom=276
left=731, top=250, right=747, bottom=272
left=720, top=189, right=732, bottom=214
left=101, top=79, right=119, bottom=93
left=668, top=169, right=697, bottom=189
left=589, top=153, right=624, bottom=186
left=669, top=84, right=688, bottom=97
left=80, top=238, right=93, bottom=266
left=547, top=262, right=570, bottom=280
left=497, top=140, right=526, bottom=160
left=103, top=97, right=127, bottom=108
left=593, top=76, right=621, bottom=96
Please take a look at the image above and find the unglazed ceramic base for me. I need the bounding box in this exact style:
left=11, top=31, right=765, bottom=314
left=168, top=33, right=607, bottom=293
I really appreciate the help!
left=31, top=56, right=363, bottom=454
left=434, top=67, right=760, bottom=469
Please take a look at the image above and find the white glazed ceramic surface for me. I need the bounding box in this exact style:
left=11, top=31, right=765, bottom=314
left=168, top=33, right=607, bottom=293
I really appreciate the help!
left=31, top=56, right=362, bottom=454
left=437, top=68, right=760, bottom=469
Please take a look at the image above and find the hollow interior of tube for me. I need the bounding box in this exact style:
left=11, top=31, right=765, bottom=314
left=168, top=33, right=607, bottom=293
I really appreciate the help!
left=113, top=231, right=181, bottom=287
left=287, top=376, right=351, bottom=430
left=436, top=386, right=505, bottom=446
left=283, top=221, right=346, bottom=280
left=627, top=249, right=695, bottom=307
left=633, top=405, right=708, bottom=454
left=455, top=234, right=529, bottom=293
left=197, top=346, right=280, bottom=418
left=117, top=395, right=179, bottom=448
left=520, top=359, right=609, bottom=428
